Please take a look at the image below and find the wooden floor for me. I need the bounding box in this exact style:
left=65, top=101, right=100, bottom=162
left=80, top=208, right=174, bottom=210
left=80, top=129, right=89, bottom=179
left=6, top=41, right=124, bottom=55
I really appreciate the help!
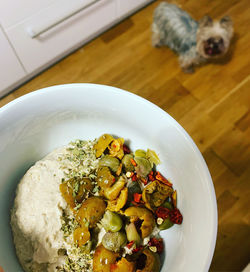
left=1, top=0, right=249, bottom=271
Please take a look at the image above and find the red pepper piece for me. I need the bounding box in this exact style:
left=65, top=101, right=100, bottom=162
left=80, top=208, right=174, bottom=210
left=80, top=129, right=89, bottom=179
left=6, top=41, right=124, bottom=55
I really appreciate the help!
left=126, top=241, right=134, bottom=249
left=155, top=171, right=172, bottom=187
left=130, top=158, right=137, bottom=167
left=140, top=177, right=148, bottom=185
left=110, top=264, right=117, bottom=270
left=123, top=144, right=131, bottom=154
left=148, top=238, right=164, bottom=254
left=169, top=208, right=183, bottom=224
left=131, top=200, right=145, bottom=207
left=148, top=171, right=155, bottom=181
left=132, top=201, right=139, bottom=206
left=133, top=193, right=142, bottom=203
left=155, top=206, right=170, bottom=219
left=132, top=245, right=143, bottom=253
left=132, top=173, right=138, bottom=182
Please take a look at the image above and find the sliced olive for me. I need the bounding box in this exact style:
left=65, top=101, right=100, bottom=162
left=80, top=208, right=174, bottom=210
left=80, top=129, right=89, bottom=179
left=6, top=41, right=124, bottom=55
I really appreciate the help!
left=96, top=167, right=115, bottom=189
left=136, top=249, right=160, bottom=272
left=93, top=245, right=118, bottom=272
left=76, top=197, right=106, bottom=228
left=146, top=149, right=161, bottom=166
left=99, top=155, right=120, bottom=173
left=110, top=257, right=135, bottom=272
left=134, top=149, right=146, bottom=158
left=134, top=157, right=152, bottom=178
left=103, top=175, right=126, bottom=200
left=94, top=134, right=114, bottom=158
left=122, top=154, right=135, bottom=172
left=59, top=177, right=94, bottom=209
left=124, top=207, right=155, bottom=238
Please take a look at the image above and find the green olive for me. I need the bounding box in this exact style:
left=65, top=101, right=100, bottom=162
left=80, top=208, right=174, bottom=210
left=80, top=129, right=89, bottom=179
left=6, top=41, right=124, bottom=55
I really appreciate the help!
left=102, top=231, right=127, bottom=252
left=134, top=149, right=146, bottom=158
left=101, top=210, right=123, bottom=232
left=99, top=155, right=120, bottom=173
left=158, top=217, right=174, bottom=230
left=125, top=222, right=141, bottom=246
left=122, top=154, right=135, bottom=172
left=134, top=157, right=152, bottom=177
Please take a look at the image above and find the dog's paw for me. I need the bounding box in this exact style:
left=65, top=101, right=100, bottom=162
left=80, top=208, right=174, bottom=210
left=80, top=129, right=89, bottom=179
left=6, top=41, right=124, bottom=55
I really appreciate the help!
left=152, top=42, right=162, bottom=48
left=182, top=66, right=194, bottom=73
left=152, top=38, right=162, bottom=48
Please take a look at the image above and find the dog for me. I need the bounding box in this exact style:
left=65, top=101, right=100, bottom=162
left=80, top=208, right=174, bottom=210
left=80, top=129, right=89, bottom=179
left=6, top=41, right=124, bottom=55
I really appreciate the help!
left=152, top=2, right=233, bottom=72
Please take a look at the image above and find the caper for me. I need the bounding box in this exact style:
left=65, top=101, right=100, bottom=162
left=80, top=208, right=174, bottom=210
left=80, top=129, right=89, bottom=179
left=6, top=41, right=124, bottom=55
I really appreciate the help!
left=99, top=155, right=120, bottom=173
left=102, top=231, right=127, bottom=252
left=134, top=157, right=152, bottom=177
left=122, top=154, right=135, bottom=172
left=101, top=210, right=123, bottom=232
left=158, top=217, right=174, bottom=230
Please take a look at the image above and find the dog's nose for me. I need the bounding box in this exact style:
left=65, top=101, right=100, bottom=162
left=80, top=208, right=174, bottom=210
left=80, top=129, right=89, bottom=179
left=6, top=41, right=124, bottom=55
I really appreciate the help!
left=208, top=37, right=223, bottom=45
left=214, top=37, right=224, bottom=45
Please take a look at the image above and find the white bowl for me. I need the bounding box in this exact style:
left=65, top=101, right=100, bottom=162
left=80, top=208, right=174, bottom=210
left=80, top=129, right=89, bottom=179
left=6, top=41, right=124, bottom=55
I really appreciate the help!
left=0, top=84, right=217, bottom=272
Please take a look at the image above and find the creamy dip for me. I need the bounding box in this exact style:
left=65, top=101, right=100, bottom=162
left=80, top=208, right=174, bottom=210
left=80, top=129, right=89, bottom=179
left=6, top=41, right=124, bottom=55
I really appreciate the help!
left=11, top=140, right=98, bottom=272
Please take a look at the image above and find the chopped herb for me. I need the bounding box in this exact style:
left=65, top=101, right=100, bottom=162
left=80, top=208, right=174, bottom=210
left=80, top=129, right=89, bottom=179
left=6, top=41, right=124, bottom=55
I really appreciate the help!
left=92, top=185, right=99, bottom=193
left=72, top=181, right=80, bottom=197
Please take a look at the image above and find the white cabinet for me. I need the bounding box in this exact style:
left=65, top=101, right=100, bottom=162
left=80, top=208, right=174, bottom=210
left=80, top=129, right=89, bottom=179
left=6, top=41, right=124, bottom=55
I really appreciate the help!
left=6, top=0, right=117, bottom=73
left=117, top=0, right=152, bottom=18
left=0, top=27, right=26, bottom=97
left=0, top=0, right=56, bottom=29
left=0, top=0, right=154, bottom=97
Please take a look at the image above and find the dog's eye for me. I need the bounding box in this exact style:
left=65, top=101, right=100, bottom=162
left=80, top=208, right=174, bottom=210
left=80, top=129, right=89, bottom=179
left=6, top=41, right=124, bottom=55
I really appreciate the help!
left=207, top=38, right=213, bottom=44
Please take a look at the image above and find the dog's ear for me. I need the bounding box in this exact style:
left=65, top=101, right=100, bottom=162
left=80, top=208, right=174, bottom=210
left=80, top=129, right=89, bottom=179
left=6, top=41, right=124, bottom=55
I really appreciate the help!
left=220, top=16, right=233, bottom=29
left=199, top=15, right=213, bottom=27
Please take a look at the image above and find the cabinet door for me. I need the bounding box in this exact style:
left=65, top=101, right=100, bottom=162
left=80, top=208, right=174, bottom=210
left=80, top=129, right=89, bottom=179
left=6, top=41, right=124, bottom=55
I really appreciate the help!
left=5, top=0, right=116, bottom=73
left=117, top=0, right=153, bottom=18
left=0, top=0, right=56, bottom=29
left=0, top=27, right=26, bottom=97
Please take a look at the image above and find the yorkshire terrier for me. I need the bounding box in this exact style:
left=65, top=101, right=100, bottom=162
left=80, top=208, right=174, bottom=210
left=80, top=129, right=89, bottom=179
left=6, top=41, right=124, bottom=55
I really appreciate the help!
left=152, top=2, right=233, bottom=73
